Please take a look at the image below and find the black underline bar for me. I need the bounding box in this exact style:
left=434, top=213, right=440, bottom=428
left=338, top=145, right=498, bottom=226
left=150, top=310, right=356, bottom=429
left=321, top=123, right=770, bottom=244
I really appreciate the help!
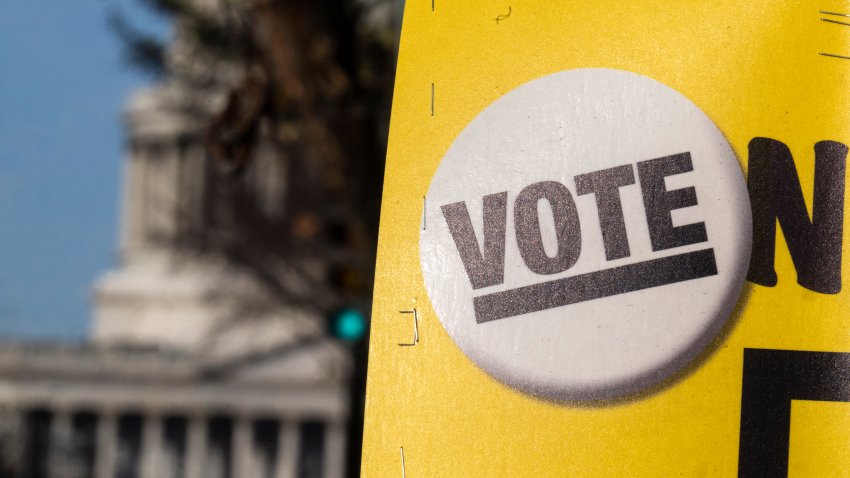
left=473, top=248, right=718, bottom=323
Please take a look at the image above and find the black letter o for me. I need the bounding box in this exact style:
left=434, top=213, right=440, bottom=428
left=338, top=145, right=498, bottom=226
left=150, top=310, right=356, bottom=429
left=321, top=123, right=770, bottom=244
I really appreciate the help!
left=514, top=181, right=582, bottom=275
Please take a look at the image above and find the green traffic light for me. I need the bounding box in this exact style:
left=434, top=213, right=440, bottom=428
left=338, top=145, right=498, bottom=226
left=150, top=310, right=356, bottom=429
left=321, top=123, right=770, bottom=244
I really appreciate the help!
left=334, top=308, right=367, bottom=341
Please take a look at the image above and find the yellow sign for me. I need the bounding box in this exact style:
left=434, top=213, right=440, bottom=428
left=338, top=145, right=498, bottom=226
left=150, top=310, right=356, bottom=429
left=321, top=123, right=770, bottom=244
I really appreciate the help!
left=362, top=1, right=850, bottom=476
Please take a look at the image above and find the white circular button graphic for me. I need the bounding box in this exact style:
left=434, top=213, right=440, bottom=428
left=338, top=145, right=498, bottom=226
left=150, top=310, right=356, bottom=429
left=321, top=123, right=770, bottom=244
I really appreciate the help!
left=420, top=69, right=751, bottom=402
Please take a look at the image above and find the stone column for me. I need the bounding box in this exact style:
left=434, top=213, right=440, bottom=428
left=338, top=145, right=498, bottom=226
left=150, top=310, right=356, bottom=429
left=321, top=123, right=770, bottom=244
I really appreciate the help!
left=179, top=142, right=208, bottom=238
left=120, top=143, right=148, bottom=260
left=140, top=414, right=163, bottom=478
left=232, top=416, right=255, bottom=478
left=322, top=422, right=346, bottom=478
left=184, top=414, right=206, bottom=478
left=145, top=141, right=182, bottom=245
left=0, top=406, right=25, bottom=476
left=275, top=420, right=300, bottom=478
left=49, top=409, right=72, bottom=478
left=95, top=412, right=118, bottom=478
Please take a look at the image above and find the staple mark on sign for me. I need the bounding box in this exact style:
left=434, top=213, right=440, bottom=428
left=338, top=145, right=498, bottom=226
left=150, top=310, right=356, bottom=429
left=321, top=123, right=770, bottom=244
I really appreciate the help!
left=819, top=10, right=850, bottom=59
left=495, top=6, right=512, bottom=23
left=473, top=248, right=718, bottom=323
left=819, top=52, right=850, bottom=60
left=422, top=196, right=427, bottom=230
left=820, top=10, right=850, bottom=18
left=821, top=17, right=850, bottom=27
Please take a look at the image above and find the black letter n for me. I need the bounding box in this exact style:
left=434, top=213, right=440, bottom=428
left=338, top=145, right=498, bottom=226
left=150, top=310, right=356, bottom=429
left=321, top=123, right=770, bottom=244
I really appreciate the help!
left=747, top=138, right=848, bottom=294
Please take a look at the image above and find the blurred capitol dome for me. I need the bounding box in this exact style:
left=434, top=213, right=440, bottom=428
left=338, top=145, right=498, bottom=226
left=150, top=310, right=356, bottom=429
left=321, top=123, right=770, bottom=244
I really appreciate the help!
left=0, top=0, right=405, bottom=475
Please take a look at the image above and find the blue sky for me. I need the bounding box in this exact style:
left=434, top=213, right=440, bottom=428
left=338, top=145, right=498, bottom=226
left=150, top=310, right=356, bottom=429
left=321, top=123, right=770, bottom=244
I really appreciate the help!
left=0, top=1, right=170, bottom=339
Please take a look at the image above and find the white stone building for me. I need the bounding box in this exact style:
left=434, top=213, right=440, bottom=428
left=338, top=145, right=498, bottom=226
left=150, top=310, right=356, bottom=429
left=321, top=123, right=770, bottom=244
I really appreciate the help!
left=0, top=73, right=354, bottom=477
left=0, top=1, right=404, bottom=475
left=0, top=5, right=409, bottom=477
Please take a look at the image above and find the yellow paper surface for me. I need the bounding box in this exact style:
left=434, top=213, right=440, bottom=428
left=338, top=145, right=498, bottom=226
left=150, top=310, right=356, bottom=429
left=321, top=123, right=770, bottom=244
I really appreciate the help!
left=362, top=1, right=850, bottom=475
